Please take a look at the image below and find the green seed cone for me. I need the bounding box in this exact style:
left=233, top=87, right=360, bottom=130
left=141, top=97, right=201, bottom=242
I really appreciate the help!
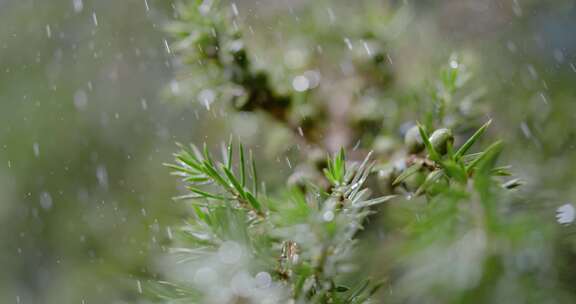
left=429, top=128, right=454, bottom=155
left=405, top=125, right=425, bottom=154
left=404, top=170, right=426, bottom=192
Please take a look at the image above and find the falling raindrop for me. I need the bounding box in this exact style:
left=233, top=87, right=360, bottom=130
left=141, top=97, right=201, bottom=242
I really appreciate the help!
left=539, top=91, right=548, bottom=104
left=343, top=37, right=353, bottom=50
left=506, top=41, right=517, bottom=53
left=386, top=53, right=393, bottom=65
left=40, top=192, right=53, bottom=210
left=553, top=49, right=564, bottom=63
left=297, top=126, right=304, bottom=137
left=556, top=203, right=575, bottom=225
left=512, top=0, right=522, bottom=16
left=143, top=0, right=150, bottom=11
left=198, top=89, right=215, bottom=110
left=326, top=7, right=336, bottom=23
left=166, top=227, right=173, bottom=240
left=527, top=65, right=538, bottom=80
left=163, top=39, right=171, bottom=54
left=136, top=280, right=143, bottom=294
left=96, top=165, right=109, bottom=190
left=170, top=80, right=180, bottom=95
left=45, top=24, right=52, bottom=38
left=92, top=12, right=98, bottom=26
left=32, top=143, right=40, bottom=157
left=520, top=122, right=532, bottom=139
left=72, top=0, right=83, bottom=13
left=231, top=2, right=239, bottom=16
left=362, top=41, right=372, bottom=56
left=73, top=89, right=88, bottom=110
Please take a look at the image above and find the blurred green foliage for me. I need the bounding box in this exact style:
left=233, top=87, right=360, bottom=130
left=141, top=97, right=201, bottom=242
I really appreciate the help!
left=2, top=0, right=576, bottom=303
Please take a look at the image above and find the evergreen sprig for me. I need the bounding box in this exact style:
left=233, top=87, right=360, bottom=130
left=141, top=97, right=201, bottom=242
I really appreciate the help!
left=166, top=142, right=263, bottom=216
left=149, top=1, right=569, bottom=304
left=154, top=145, right=394, bottom=303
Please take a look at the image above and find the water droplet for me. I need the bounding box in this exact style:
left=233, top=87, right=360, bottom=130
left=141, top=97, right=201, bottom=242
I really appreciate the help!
left=163, top=39, right=171, bottom=54
left=141, top=98, right=148, bottom=110
left=194, top=267, right=218, bottom=286
left=72, top=0, right=83, bottom=13
left=292, top=75, right=309, bottom=92
left=353, top=140, right=361, bottom=151
left=512, top=0, right=522, bottom=16
left=231, top=271, right=254, bottom=297
left=45, top=25, right=52, bottom=38
left=255, top=271, right=272, bottom=289
left=143, top=0, right=150, bottom=11
left=450, top=60, right=459, bottom=69
left=218, top=241, right=243, bottom=264
left=343, top=37, right=353, bottom=50
left=166, top=227, right=173, bottom=240
left=303, top=70, right=321, bottom=88
left=92, top=12, right=98, bottom=26
left=556, top=203, right=575, bottom=225
left=362, top=41, right=372, bottom=56
left=527, top=64, right=538, bottom=80
left=170, top=80, right=180, bottom=95
left=96, top=165, right=108, bottom=190
left=326, top=8, right=336, bottom=23
left=323, top=210, right=335, bottom=222
left=297, top=126, right=304, bottom=137
left=73, top=89, right=88, bottom=110
left=40, top=192, right=53, bottom=210
left=198, top=89, right=215, bottom=110
left=506, top=41, right=517, bottom=53
left=539, top=91, right=548, bottom=104
left=284, top=49, right=306, bottom=69
left=553, top=49, right=565, bottom=63
left=33, top=143, right=40, bottom=157
left=386, top=53, right=393, bottom=65
left=520, top=122, right=532, bottom=139
left=136, top=280, right=143, bottom=294
left=231, top=2, right=239, bottom=16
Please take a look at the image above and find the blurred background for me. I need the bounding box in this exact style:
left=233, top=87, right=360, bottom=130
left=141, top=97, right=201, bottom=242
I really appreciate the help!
left=1, top=0, right=575, bottom=303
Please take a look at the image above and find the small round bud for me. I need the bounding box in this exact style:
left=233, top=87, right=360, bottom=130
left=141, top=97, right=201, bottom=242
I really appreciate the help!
left=423, top=171, right=449, bottom=196
left=373, top=136, right=396, bottom=156
left=404, top=126, right=424, bottom=154
left=404, top=170, right=426, bottom=192
left=377, top=166, right=397, bottom=190
left=429, top=128, right=454, bottom=155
